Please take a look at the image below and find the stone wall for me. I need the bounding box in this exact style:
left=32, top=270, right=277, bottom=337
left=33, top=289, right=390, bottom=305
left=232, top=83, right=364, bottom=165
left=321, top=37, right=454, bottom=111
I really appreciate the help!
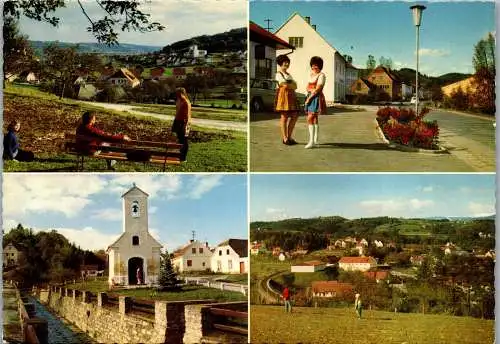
left=41, top=286, right=229, bottom=344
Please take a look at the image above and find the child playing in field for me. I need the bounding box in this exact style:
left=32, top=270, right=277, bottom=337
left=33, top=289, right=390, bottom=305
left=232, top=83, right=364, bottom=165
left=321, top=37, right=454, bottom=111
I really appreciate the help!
left=282, top=286, right=292, bottom=313
left=355, top=293, right=363, bottom=319
left=304, top=56, right=327, bottom=149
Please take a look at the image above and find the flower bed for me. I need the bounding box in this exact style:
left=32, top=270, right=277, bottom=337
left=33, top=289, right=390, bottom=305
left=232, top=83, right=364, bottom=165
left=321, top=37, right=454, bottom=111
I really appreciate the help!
left=376, top=107, right=440, bottom=149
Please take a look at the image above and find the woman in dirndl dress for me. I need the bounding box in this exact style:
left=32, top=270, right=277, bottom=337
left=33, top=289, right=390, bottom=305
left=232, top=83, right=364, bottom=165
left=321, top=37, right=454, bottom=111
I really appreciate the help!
left=304, top=56, right=327, bottom=149
left=274, top=54, right=299, bottom=145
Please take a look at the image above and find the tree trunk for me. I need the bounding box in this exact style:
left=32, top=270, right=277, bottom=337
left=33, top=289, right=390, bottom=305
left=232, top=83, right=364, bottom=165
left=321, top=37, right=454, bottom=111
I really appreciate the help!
left=60, top=80, right=66, bottom=100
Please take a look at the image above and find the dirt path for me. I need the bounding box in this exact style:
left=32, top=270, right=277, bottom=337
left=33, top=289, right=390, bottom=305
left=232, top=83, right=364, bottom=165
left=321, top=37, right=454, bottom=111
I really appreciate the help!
left=80, top=101, right=247, bottom=132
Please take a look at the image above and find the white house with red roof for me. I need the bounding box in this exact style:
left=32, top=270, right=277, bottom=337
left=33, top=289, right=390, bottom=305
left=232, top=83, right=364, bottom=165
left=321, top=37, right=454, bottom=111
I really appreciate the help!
left=338, top=256, right=377, bottom=272
left=291, top=260, right=326, bottom=273
left=171, top=240, right=212, bottom=273
left=274, top=13, right=348, bottom=103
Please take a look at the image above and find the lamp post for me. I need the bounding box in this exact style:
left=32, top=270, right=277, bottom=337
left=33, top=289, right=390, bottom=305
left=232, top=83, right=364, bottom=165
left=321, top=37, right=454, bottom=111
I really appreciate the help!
left=410, top=4, right=426, bottom=114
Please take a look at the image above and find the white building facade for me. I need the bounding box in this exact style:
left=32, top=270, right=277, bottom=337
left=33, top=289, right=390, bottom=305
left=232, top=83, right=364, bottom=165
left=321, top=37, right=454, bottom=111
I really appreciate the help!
left=107, top=185, right=162, bottom=285
left=211, top=239, right=248, bottom=274
left=275, top=13, right=347, bottom=103
left=172, top=240, right=213, bottom=273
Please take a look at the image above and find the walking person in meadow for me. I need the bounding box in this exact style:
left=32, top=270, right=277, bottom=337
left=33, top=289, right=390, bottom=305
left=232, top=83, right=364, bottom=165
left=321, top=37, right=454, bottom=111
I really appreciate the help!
left=3, top=119, right=35, bottom=162
left=282, top=286, right=292, bottom=313
left=274, top=54, right=299, bottom=145
left=304, top=56, right=327, bottom=149
left=172, top=87, right=192, bottom=162
left=355, top=293, right=363, bottom=319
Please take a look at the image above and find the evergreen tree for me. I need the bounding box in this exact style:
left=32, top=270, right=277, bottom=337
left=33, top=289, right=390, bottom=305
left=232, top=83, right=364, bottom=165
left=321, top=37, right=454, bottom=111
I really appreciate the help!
left=158, top=250, right=179, bottom=290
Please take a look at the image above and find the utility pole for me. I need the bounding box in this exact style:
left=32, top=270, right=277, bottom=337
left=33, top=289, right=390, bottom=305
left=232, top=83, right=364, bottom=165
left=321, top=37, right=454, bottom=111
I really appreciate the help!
left=192, top=230, right=196, bottom=241
left=264, top=19, right=273, bottom=32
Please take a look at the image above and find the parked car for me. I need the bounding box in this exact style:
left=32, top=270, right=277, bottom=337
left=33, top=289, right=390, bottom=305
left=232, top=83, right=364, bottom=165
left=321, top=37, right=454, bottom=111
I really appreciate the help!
left=250, top=78, right=306, bottom=112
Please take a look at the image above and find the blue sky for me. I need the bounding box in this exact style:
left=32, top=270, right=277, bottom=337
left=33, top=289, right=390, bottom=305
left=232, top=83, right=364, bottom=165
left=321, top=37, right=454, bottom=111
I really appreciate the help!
left=250, top=174, right=495, bottom=221
left=250, top=1, right=495, bottom=76
left=3, top=174, right=247, bottom=252
left=18, top=0, right=246, bottom=46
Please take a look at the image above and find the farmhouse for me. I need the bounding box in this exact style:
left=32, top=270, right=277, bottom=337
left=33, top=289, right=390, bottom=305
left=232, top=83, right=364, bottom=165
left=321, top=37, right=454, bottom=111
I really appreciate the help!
left=107, top=68, right=141, bottom=88
left=3, top=243, right=20, bottom=267
left=107, top=184, right=162, bottom=286
left=363, top=270, right=390, bottom=283
left=311, top=281, right=354, bottom=298
left=211, top=239, right=248, bottom=274
left=338, top=256, right=377, bottom=272
left=291, top=260, right=326, bottom=273
left=171, top=240, right=212, bottom=273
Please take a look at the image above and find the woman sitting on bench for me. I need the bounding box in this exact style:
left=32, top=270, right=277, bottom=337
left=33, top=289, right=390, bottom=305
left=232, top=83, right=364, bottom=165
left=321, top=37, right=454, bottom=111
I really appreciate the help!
left=76, top=111, right=130, bottom=169
left=3, top=119, right=35, bottom=162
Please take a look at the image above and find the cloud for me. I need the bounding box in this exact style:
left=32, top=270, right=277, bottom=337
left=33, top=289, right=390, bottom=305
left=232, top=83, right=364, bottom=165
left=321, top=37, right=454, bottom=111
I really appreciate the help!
left=3, top=174, right=107, bottom=218
left=19, top=0, right=247, bottom=46
left=264, top=207, right=288, bottom=221
left=422, top=186, right=433, bottom=192
left=359, top=198, right=434, bottom=215
left=91, top=208, right=122, bottom=221
left=418, top=48, right=450, bottom=57
left=106, top=175, right=182, bottom=199
left=26, top=226, right=120, bottom=251
left=188, top=175, right=224, bottom=199
left=468, top=202, right=495, bottom=217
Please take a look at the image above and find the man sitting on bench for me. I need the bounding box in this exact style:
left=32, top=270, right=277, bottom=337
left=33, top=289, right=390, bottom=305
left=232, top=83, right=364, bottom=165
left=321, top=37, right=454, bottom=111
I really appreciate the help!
left=76, top=111, right=131, bottom=170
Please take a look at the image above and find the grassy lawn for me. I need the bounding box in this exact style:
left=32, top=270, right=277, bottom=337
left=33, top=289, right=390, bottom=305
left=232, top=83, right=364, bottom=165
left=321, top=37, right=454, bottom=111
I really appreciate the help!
left=251, top=306, right=494, bottom=344
left=250, top=255, right=293, bottom=281
left=63, top=279, right=246, bottom=302
left=130, top=103, right=247, bottom=122
left=3, top=84, right=247, bottom=172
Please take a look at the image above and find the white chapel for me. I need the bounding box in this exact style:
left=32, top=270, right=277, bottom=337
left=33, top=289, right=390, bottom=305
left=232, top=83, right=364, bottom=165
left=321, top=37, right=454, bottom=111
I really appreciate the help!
left=107, top=184, right=162, bottom=285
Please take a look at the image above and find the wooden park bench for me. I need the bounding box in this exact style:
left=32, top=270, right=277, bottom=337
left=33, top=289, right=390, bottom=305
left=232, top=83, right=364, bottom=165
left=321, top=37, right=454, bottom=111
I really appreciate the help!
left=63, top=133, right=183, bottom=171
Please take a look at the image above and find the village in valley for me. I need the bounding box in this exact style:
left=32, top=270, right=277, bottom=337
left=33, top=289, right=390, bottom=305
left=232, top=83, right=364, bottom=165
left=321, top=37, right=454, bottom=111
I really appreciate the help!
left=249, top=174, right=495, bottom=344
left=2, top=175, right=248, bottom=343
left=4, top=1, right=248, bottom=172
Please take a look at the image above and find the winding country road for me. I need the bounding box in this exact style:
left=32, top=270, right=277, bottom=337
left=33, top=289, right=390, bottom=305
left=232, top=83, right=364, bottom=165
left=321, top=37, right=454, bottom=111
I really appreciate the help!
left=80, top=101, right=247, bottom=132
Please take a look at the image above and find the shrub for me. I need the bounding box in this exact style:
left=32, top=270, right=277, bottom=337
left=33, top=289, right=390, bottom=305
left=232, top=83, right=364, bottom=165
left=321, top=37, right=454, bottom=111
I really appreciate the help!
left=376, top=107, right=439, bottom=149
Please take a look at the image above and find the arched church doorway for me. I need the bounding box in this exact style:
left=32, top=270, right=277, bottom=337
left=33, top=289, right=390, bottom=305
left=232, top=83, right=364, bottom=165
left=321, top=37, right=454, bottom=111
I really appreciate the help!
left=128, top=257, right=144, bottom=285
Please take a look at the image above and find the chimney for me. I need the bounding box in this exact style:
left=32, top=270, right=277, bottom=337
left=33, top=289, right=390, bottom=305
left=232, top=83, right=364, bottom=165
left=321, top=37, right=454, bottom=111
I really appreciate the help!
left=305, top=16, right=311, bottom=24
left=190, top=239, right=194, bottom=243
left=312, top=24, right=317, bottom=31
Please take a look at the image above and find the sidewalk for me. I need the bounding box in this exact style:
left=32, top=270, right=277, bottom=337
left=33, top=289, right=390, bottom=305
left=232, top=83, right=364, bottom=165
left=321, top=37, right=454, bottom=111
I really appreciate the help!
left=250, top=110, right=477, bottom=172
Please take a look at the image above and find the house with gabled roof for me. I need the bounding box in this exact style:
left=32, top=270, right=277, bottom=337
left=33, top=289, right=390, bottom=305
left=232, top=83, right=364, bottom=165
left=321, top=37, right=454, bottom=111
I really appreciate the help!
left=211, top=239, right=248, bottom=274
left=107, top=184, right=162, bottom=286
left=274, top=13, right=347, bottom=103
left=107, top=67, right=141, bottom=88
left=339, top=256, right=377, bottom=272
left=249, top=21, right=295, bottom=80
left=172, top=240, right=212, bottom=273
left=3, top=243, right=20, bottom=267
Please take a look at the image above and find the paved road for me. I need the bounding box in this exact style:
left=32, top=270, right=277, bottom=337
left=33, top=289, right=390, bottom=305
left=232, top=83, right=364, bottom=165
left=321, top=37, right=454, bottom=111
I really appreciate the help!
left=80, top=101, right=247, bottom=132
left=250, top=108, right=479, bottom=172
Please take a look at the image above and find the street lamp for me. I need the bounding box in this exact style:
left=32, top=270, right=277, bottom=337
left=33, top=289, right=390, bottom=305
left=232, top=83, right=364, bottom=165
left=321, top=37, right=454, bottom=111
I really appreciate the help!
left=410, top=4, right=426, bottom=114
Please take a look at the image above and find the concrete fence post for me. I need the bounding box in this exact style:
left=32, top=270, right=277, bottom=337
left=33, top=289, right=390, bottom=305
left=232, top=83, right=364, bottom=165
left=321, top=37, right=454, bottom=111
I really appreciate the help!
left=119, top=296, right=132, bottom=314
left=82, top=291, right=91, bottom=303
left=98, top=293, right=108, bottom=307
left=72, top=290, right=77, bottom=303
left=183, top=304, right=210, bottom=344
